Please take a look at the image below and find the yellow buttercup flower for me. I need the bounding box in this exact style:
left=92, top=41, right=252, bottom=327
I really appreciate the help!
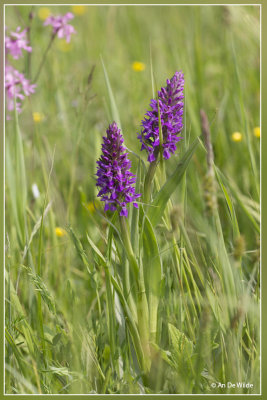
left=55, top=227, right=66, bottom=238
left=253, top=126, right=260, bottom=138
left=71, top=5, right=87, bottom=15
left=132, top=61, right=146, bottom=72
left=33, top=112, right=45, bottom=123
left=57, top=40, right=73, bottom=52
left=38, top=7, right=51, bottom=21
left=231, top=132, right=243, bottom=142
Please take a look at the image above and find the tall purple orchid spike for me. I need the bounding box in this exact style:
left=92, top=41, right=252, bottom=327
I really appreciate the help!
left=96, top=122, right=141, bottom=217
left=138, top=71, right=184, bottom=162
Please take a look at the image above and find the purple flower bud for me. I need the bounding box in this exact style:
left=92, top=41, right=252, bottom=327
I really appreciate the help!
left=96, top=122, right=141, bottom=217
left=138, top=71, right=184, bottom=162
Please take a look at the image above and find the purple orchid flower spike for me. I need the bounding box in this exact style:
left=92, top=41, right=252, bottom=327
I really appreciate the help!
left=96, top=122, right=141, bottom=217
left=138, top=71, right=184, bottom=162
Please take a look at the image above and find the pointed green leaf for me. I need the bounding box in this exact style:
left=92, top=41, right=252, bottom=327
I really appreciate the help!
left=142, top=214, right=163, bottom=339
left=86, top=233, right=106, bottom=265
left=142, top=215, right=163, bottom=295
left=214, top=166, right=240, bottom=239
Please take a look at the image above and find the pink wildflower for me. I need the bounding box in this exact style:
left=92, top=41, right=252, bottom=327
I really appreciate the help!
left=5, top=27, right=32, bottom=60
left=44, top=12, right=76, bottom=43
left=5, top=64, right=36, bottom=116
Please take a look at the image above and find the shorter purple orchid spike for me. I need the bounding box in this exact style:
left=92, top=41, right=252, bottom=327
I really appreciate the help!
left=96, top=122, right=141, bottom=217
left=138, top=71, right=184, bottom=162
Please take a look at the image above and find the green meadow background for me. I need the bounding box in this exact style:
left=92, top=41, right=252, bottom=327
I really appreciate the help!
left=5, top=5, right=260, bottom=395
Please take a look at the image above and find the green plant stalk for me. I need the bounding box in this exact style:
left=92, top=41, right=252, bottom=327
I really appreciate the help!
left=150, top=171, right=200, bottom=341
left=141, top=214, right=162, bottom=345
left=123, top=259, right=137, bottom=323
left=119, top=216, right=151, bottom=372
left=147, top=138, right=200, bottom=226
left=6, top=258, right=12, bottom=391
left=109, top=274, right=146, bottom=372
left=144, top=147, right=198, bottom=342
left=149, top=156, right=198, bottom=341
left=66, top=115, right=87, bottom=222
left=106, top=215, right=137, bottom=323
left=193, top=304, right=211, bottom=393
left=149, top=292, right=158, bottom=343
left=214, top=212, right=237, bottom=305
left=13, top=102, right=47, bottom=371
left=36, top=198, right=47, bottom=369
left=14, top=98, right=27, bottom=248
left=36, top=149, right=55, bottom=369
left=171, top=236, right=196, bottom=341
left=137, top=262, right=151, bottom=372
left=6, top=140, right=23, bottom=247
left=5, top=328, right=27, bottom=376
left=150, top=148, right=199, bottom=335
left=119, top=216, right=139, bottom=282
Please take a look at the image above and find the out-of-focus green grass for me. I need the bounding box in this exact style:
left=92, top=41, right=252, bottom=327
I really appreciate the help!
left=5, top=5, right=260, bottom=394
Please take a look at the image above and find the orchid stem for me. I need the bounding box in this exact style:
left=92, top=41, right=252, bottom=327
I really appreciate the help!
left=119, top=216, right=139, bottom=282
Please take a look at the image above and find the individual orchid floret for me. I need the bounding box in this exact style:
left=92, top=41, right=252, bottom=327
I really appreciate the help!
left=44, top=12, right=76, bottom=43
left=5, top=26, right=32, bottom=60
left=96, top=122, right=141, bottom=217
left=138, top=71, right=184, bottom=162
left=5, top=64, right=36, bottom=116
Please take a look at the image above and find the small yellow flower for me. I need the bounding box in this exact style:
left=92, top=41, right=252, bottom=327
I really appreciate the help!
left=253, top=126, right=260, bottom=138
left=55, top=227, right=66, bottom=238
left=32, top=112, right=45, bottom=123
left=38, top=7, right=51, bottom=21
left=71, top=5, right=87, bottom=15
left=57, top=39, right=73, bottom=52
left=86, top=202, right=95, bottom=213
left=231, top=132, right=243, bottom=142
left=132, top=61, right=146, bottom=72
